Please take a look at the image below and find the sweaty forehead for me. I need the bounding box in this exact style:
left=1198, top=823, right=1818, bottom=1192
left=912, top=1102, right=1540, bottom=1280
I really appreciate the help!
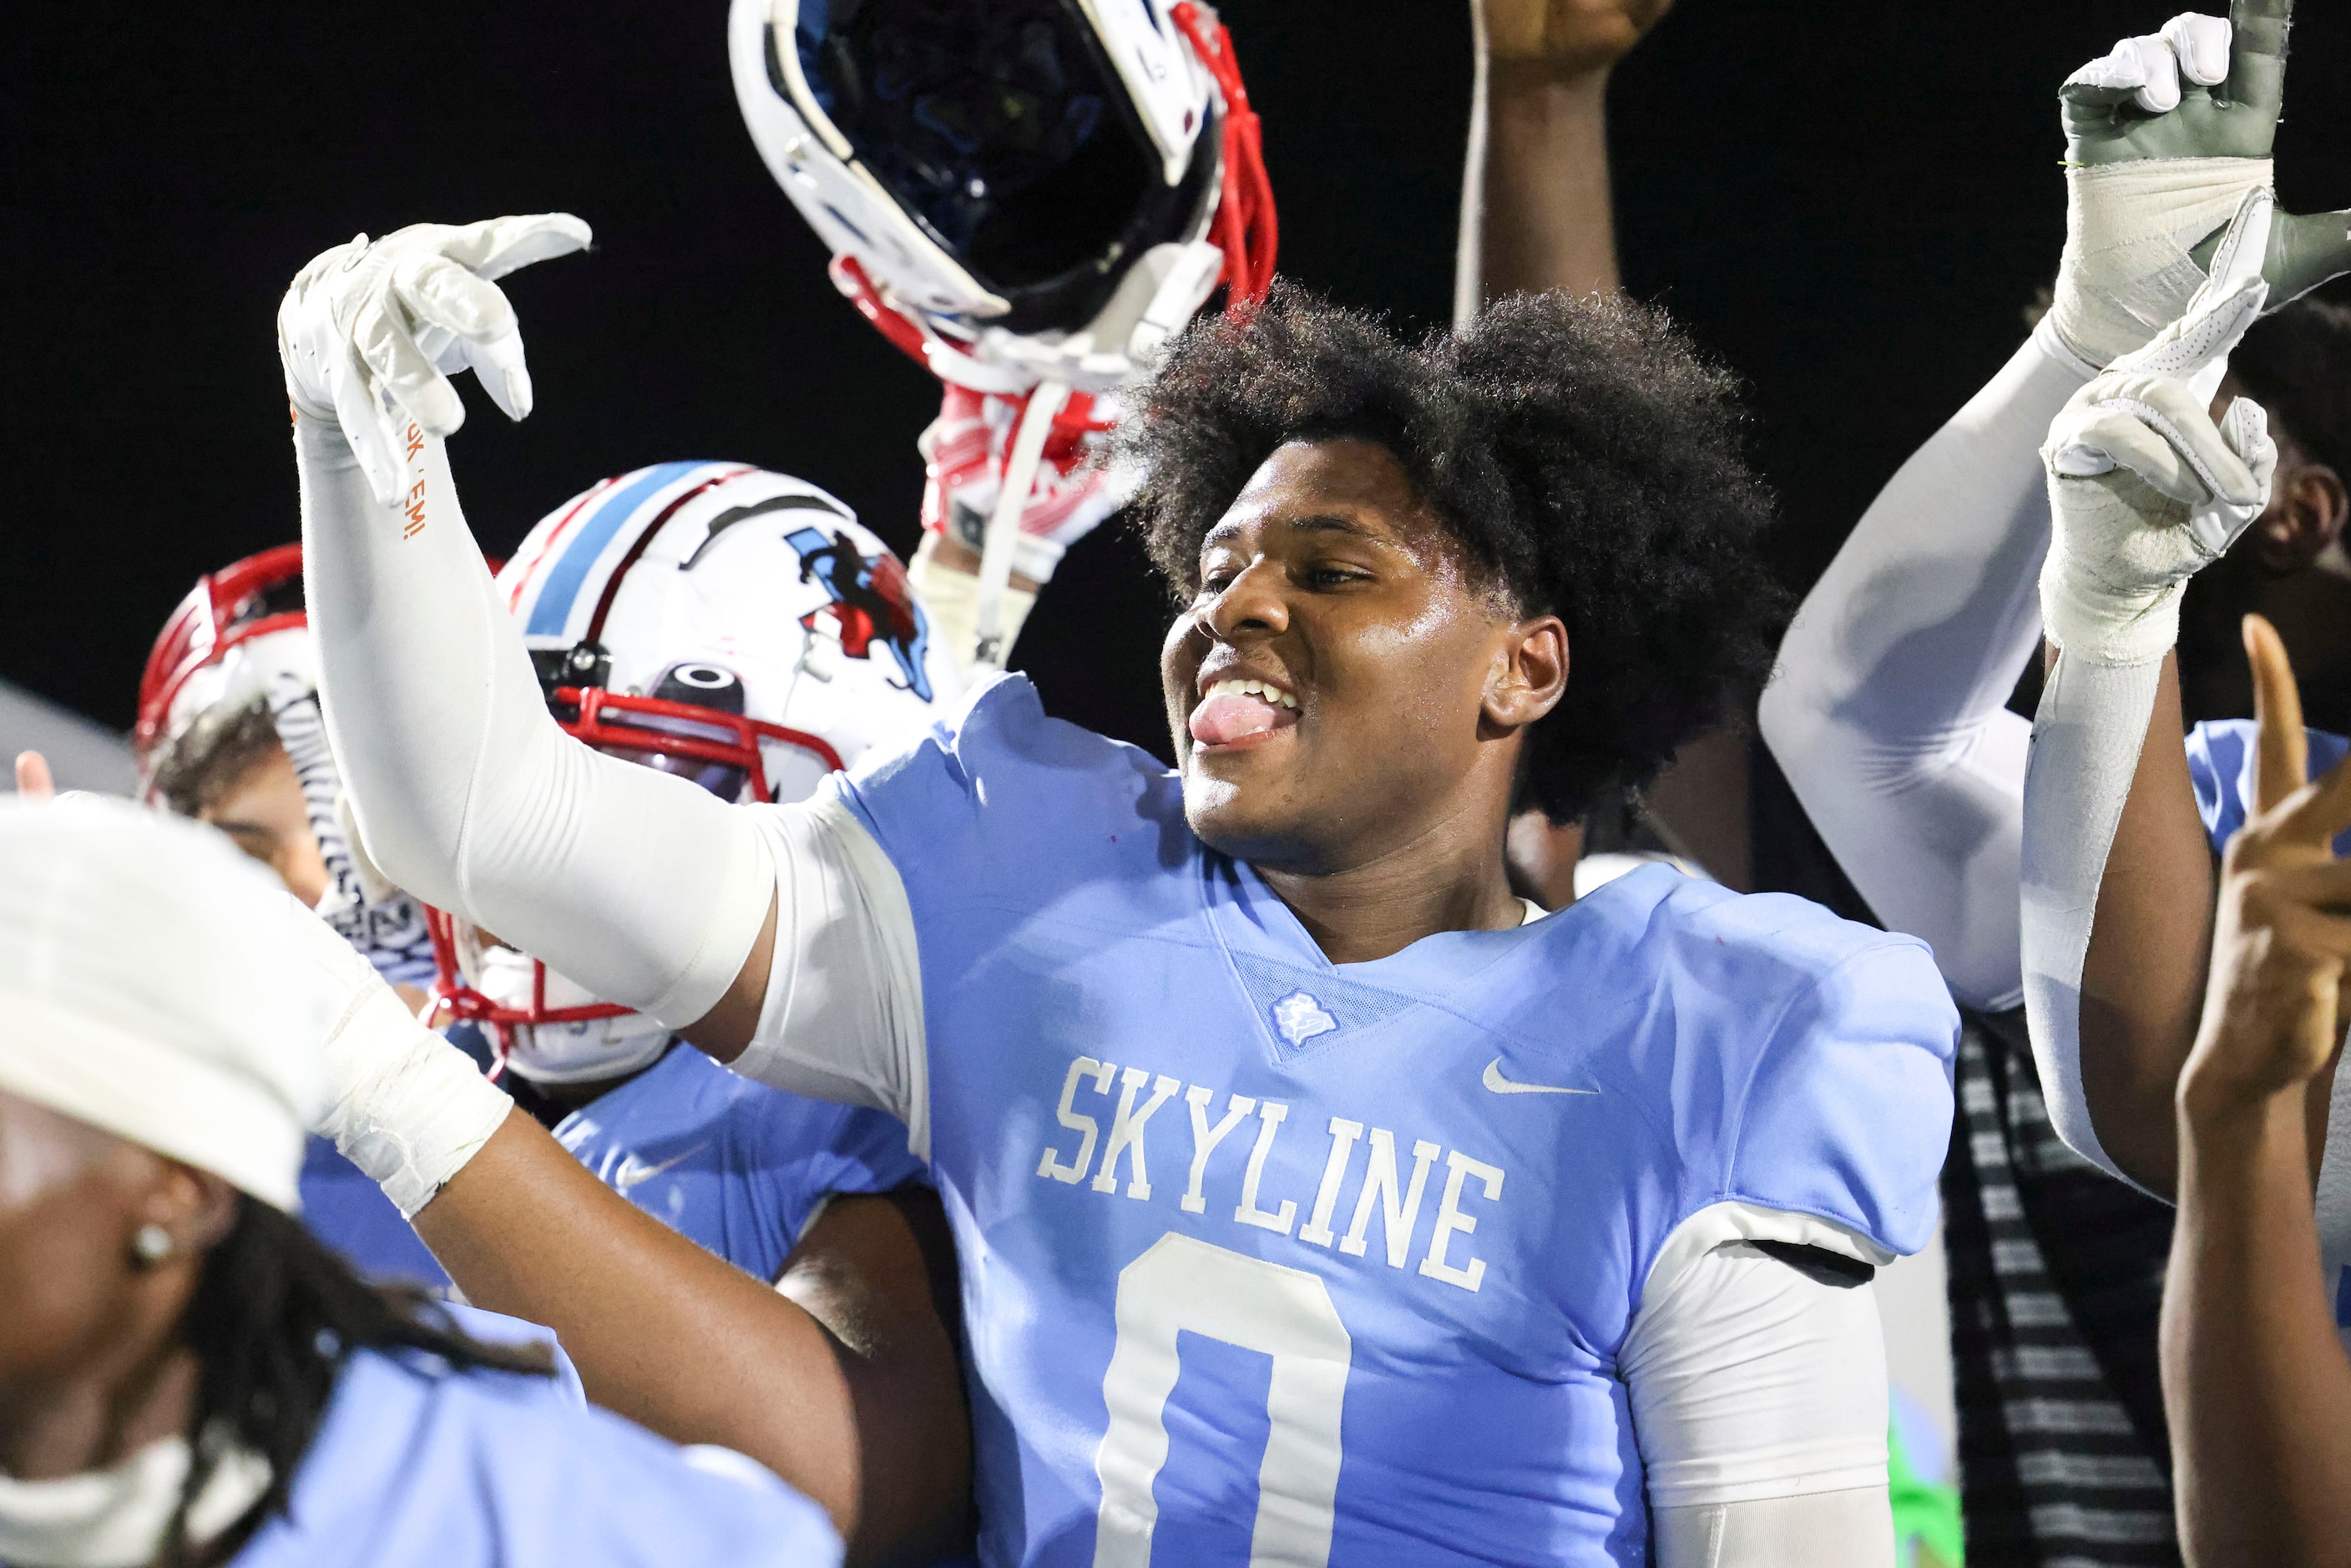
left=1205, top=438, right=1446, bottom=555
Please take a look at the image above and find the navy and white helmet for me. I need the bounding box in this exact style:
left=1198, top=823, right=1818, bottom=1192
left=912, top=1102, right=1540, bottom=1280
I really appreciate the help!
left=425, top=463, right=963, bottom=1082
left=727, top=0, right=1275, bottom=394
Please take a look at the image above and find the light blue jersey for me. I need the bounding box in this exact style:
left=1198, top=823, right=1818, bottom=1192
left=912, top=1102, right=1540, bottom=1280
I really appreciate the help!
left=2187, top=718, right=2351, bottom=857
left=227, top=1317, right=837, bottom=1565
left=299, top=1136, right=450, bottom=1290
left=557, top=1043, right=924, bottom=1282
left=831, top=677, right=1957, bottom=1567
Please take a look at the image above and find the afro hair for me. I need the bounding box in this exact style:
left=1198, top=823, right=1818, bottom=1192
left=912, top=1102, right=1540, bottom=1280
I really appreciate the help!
left=1123, top=281, right=1791, bottom=823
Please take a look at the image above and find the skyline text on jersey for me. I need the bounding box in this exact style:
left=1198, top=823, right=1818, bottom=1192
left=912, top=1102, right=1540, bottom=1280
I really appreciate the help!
left=1036, top=1053, right=1507, bottom=1294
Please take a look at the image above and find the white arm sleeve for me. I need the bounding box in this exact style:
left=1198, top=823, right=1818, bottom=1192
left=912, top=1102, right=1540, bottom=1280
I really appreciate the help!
left=1757, top=327, right=2093, bottom=1010
left=2018, top=653, right=2166, bottom=1187
left=296, top=414, right=773, bottom=1029
left=1625, top=1237, right=1894, bottom=1568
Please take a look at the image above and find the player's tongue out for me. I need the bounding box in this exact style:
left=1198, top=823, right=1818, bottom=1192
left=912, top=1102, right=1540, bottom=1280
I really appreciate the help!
left=1191, top=678, right=1300, bottom=746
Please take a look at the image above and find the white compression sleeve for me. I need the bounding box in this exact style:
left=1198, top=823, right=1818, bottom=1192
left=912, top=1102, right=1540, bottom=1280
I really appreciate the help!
left=1758, top=328, right=2092, bottom=1010
left=1652, top=1489, right=1892, bottom=1568
left=1625, top=1240, right=1893, bottom=1567
left=2019, top=653, right=2166, bottom=1188
left=296, top=413, right=773, bottom=1029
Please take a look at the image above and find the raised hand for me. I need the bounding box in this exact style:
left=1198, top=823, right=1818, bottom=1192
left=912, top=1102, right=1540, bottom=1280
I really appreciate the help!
left=1474, top=0, right=1673, bottom=80
left=2182, top=615, right=2351, bottom=1100
left=2044, top=3, right=2351, bottom=367
left=2040, top=245, right=2278, bottom=666
left=276, top=215, right=592, bottom=508
left=2060, top=5, right=2280, bottom=164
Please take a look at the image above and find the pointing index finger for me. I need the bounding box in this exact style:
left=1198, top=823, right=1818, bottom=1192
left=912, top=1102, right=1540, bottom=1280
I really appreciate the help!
left=2248, top=612, right=2309, bottom=817
left=2226, top=0, right=2292, bottom=116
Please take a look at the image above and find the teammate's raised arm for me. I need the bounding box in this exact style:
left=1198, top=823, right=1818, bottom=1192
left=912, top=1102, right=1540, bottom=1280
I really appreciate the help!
left=280, top=221, right=969, bottom=1559
left=285, top=220, right=785, bottom=1065
left=1757, top=323, right=2082, bottom=1009
left=2163, top=615, right=2351, bottom=1561
left=1453, top=0, right=1669, bottom=316
left=2018, top=0, right=2351, bottom=1195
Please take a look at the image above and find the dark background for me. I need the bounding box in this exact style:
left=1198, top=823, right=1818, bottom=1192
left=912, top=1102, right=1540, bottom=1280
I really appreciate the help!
left=6, top=1, right=2348, bottom=757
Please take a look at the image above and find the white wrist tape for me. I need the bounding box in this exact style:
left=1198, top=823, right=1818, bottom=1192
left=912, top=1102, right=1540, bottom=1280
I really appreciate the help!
left=2047, top=156, right=2273, bottom=368
left=319, top=978, right=512, bottom=1219
left=280, top=895, right=511, bottom=1218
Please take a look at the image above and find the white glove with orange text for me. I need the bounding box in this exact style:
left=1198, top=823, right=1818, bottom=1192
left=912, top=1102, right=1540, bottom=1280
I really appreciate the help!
left=276, top=215, right=591, bottom=506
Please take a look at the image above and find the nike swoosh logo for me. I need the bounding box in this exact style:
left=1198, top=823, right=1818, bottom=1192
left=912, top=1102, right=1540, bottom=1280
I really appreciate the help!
left=612, top=1142, right=710, bottom=1193
left=1482, top=1058, right=1598, bottom=1096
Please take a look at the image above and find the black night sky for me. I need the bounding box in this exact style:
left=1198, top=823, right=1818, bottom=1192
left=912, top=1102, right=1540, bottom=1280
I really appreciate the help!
left=7, top=0, right=2349, bottom=761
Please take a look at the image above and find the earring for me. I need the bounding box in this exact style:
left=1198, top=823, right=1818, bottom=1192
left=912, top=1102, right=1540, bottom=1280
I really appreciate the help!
left=131, top=1223, right=174, bottom=1266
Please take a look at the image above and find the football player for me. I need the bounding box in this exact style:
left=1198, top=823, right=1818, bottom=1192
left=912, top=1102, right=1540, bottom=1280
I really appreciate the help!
left=104, top=524, right=978, bottom=1563
left=266, top=169, right=1954, bottom=1562
left=1760, top=8, right=2351, bottom=1556
left=134, top=546, right=473, bottom=1287
left=727, top=0, right=1273, bottom=675
left=446, top=463, right=951, bottom=1291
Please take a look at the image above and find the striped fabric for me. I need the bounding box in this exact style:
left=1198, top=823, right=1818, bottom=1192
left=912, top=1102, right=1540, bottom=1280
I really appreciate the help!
left=1940, top=1009, right=2181, bottom=1567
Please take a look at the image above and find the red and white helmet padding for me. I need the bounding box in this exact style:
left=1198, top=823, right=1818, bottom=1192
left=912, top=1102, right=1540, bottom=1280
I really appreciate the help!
left=136, top=544, right=311, bottom=775
left=135, top=545, right=439, bottom=988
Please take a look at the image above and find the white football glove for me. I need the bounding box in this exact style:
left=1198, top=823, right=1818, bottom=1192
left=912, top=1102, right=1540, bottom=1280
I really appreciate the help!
left=276, top=215, right=592, bottom=508
left=2040, top=197, right=2278, bottom=666
left=2045, top=12, right=2271, bottom=369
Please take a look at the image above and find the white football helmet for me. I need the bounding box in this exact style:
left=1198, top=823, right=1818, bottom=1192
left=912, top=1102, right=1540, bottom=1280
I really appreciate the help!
left=425, top=462, right=963, bottom=1083
left=137, top=546, right=438, bottom=988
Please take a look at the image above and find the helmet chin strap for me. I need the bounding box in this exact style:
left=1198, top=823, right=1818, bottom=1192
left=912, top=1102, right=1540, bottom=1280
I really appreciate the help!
left=973, top=380, right=1071, bottom=670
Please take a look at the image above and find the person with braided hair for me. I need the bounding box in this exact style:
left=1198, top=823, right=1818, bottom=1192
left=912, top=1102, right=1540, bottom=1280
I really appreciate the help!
left=0, top=797, right=838, bottom=1568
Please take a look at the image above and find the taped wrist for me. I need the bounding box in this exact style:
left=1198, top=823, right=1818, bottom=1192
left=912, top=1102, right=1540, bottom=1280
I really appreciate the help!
left=319, top=977, right=512, bottom=1218
left=270, top=888, right=511, bottom=1218
left=2048, top=157, right=2273, bottom=367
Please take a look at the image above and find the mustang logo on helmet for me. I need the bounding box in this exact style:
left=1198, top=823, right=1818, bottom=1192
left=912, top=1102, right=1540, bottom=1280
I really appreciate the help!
left=788, top=525, right=936, bottom=703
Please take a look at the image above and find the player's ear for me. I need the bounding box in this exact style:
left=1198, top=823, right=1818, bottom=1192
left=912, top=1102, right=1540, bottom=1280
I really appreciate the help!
left=1483, top=615, right=1567, bottom=733
left=2248, top=450, right=2348, bottom=573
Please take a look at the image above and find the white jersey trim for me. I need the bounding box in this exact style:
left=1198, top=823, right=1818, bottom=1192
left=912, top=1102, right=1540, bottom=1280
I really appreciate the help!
left=731, top=792, right=930, bottom=1160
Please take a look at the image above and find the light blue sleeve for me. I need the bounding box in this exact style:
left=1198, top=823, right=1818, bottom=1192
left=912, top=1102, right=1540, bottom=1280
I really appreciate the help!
left=1717, top=925, right=1959, bottom=1260
left=783, top=1105, right=928, bottom=1214
left=434, top=1302, right=587, bottom=1407
left=2185, top=719, right=2351, bottom=857
left=239, top=1350, right=842, bottom=1568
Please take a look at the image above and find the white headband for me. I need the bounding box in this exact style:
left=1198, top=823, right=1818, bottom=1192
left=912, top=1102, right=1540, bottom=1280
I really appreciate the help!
left=0, top=797, right=326, bottom=1211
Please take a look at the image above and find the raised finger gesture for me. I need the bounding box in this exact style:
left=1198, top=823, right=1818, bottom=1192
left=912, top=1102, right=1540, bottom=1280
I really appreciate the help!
left=276, top=215, right=592, bottom=508
left=2186, top=615, right=2351, bottom=1099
